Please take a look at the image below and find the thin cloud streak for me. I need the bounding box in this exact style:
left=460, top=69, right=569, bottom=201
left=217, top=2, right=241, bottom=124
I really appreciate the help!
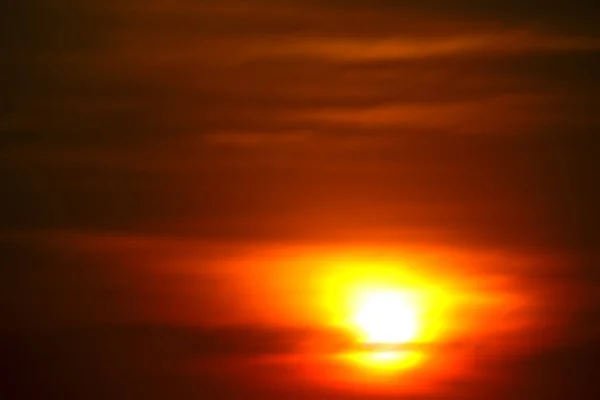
left=246, top=32, right=600, bottom=62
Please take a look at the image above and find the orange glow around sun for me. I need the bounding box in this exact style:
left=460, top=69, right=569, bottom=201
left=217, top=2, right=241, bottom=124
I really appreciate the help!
left=314, top=253, right=452, bottom=349
left=204, top=244, right=545, bottom=391
left=307, top=252, right=456, bottom=375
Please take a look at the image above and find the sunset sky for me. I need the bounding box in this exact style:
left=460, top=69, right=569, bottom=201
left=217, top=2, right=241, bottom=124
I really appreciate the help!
left=2, top=1, right=600, bottom=399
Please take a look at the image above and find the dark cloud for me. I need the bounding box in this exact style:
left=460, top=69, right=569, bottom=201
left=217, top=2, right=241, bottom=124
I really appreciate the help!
left=3, top=1, right=599, bottom=147
left=310, top=0, right=600, bottom=33
left=1, top=0, right=597, bottom=270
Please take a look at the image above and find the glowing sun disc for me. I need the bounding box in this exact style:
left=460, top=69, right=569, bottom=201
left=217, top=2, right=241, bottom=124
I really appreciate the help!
left=352, top=289, right=419, bottom=344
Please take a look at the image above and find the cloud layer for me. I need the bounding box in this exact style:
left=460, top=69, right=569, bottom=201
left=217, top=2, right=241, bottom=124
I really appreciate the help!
left=2, top=1, right=600, bottom=398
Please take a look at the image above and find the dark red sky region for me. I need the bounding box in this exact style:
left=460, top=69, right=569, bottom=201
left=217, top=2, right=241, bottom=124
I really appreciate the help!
left=2, top=1, right=600, bottom=399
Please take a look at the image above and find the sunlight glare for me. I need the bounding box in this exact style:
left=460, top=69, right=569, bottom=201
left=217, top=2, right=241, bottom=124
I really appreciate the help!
left=353, top=289, right=419, bottom=344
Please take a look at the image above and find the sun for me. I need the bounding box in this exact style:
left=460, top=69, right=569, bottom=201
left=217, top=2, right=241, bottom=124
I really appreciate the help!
left=352, top=288, right=419, bottom=345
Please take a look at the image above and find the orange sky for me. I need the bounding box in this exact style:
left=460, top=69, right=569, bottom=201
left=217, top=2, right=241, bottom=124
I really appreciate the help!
left=2, top=1, right=600, bottom=399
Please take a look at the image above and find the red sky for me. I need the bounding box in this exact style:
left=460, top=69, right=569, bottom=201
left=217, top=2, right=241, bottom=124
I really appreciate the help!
left=2, top=1, right=600, bottom=399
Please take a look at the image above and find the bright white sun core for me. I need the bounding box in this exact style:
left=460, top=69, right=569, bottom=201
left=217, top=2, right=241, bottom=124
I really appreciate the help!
left=352, top=289, right=419, bottom=345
